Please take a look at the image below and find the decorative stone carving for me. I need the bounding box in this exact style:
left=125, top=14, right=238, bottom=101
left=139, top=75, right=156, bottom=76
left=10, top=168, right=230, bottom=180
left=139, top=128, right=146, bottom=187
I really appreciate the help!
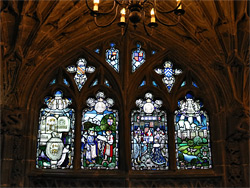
left=1, top=107, right=25, bottom=136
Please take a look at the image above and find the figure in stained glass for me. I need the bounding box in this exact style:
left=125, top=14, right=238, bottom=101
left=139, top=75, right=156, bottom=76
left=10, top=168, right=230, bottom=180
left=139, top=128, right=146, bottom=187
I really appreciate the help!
left=132, top=44, right=146, bottom=72
left=81, top=92, right=118, bottom=169
left=67, top=58, right=95, bottom=91
left=175, top=93, right=212, bottom=169
left=106, top=43, right=119, bottom=72
left=36, top=91, right=75, bottom=169
left=155, top=61, right=182, bottom=92
left=131, top=93, right=168, bottom=170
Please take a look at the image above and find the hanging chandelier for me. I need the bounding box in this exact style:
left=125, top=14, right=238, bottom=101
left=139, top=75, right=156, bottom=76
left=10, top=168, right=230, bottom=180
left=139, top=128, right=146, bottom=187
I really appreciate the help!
left=86, top=0, right=185, bottom=36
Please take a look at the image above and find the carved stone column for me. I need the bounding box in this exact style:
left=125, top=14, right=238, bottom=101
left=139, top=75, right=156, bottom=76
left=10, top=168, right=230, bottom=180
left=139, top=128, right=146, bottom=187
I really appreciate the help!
left=1, top=107, right=26, bottom=187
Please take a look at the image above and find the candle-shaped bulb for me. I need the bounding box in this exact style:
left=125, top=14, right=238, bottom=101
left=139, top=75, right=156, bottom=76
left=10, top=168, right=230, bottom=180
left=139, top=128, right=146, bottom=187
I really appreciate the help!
left=120, top=8, right=126, bottom=23
left=93, top=0, right=99, bottom=11
left=150, top=8, right=155, bottom=23
left=176, top=0, right=182, bottom=9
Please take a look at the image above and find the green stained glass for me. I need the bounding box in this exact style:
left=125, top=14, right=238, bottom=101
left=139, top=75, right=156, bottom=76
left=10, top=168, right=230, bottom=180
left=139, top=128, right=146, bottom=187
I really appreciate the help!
left=175, top=93, right=212, bottom=169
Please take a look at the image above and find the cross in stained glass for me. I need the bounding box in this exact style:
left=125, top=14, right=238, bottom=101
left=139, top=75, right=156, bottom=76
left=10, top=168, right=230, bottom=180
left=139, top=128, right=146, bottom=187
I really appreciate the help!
left=66, top=58, right=95, bottom=91
left=155, top=61, right=182, bottom=92
left=106, top=43, right=119, bottom=72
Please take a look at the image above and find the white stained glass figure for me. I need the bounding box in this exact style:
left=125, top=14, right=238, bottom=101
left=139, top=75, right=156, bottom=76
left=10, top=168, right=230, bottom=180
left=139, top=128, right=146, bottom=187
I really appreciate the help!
left=66, top=58, right=95, bottom=91
left=175, top=93, right=212, bottom=170
left=131, top=93, right=168, bottom=170
left=155, top=61, right=182, bottom=92
left=106, top=43, right=119, bottom=72
left=132, top=44, right=146, bottom=72
left=81, top=91, right=118, bottom=170
left=36, top=91, right=75, bottom=169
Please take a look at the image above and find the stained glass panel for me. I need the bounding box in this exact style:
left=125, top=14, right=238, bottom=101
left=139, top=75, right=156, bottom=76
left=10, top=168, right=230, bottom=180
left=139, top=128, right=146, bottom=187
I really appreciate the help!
left=192, top=81, right=198, bottom=88
left=81, top=92, right=118, bottom=169
left=132, top=44, right=146, bottom=72
left=63, top=78, right=70, bottom=87
left=95, top=48, right=100, bottom=54
left=105, top=43, right=119, bottom=72
left=181, top=81, right=186, bottom=87
left=36, top=91, right=75, bottom=169
left=49, top=79, right=56, bottom=85
left=152, top=81, right=158, bottom=87
left=155, top=61, right=182, bottom=92
left=139, top=80, right=146, bottom=87
left=104, top=79, right=111, bottom=87
left=67, top=58, right=95, bottom=91
left=175, top=93, right=212, bottom=169
left=131, top=93, right=168, bottom=170
left=90, top=79, right=98, bottom=87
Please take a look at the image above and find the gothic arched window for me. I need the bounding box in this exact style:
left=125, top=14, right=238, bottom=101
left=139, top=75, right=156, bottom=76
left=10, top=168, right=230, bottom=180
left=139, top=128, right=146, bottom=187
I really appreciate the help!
left=175, top=93, right=212, bottom=169
left=36, top=91, right=75, bottom=169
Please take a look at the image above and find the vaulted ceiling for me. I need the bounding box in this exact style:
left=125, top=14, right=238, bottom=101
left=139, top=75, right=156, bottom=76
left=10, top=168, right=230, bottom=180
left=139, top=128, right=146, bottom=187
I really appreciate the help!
left=1, top=0, right=249, bottom=111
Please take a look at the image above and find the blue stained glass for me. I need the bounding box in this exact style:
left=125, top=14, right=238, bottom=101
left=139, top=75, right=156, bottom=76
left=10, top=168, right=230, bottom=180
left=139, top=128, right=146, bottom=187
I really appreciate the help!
left=106, top=43, right=119, bottom=72
left=132, top=44, right=146, bottom=72
left=154, top=61, right=182, bottom=92
left=192, top=82, right=198, bottom=88
left=175, top=94, right=212, bottom=170
left=90, top=79, right=98, bottom=87
left=94, top=48, right=100, bottom=54
left=63, top=79, right=70, bottom=87
left=36, top=91, right=75, bottom=169
left=152, top=81, right=158, bottom=87
left=49, top=79, right=56, bottom=85
left=139, top=80, right=146, bottom=87
left=104, top=79, right=111, bottom=87
left=131, top=93, right=168, bottom=170
left=181, top=81, right=186, bottom=87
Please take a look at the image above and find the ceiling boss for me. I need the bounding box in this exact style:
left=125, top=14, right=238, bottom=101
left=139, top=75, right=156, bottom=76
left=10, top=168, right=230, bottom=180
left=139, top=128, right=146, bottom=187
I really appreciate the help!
left=86, top=0, right=185, bottom=36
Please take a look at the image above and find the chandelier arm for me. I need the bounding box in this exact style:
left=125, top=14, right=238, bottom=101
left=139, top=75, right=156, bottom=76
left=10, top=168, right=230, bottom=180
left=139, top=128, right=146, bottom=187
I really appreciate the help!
left=86, top=0, right=117, bottom=15
left=156, top=13, right=181, bottom=27
left=155, top=1, right=182, bottom=14
left=121, top=21, right=129, bottom=36
left=93, top=5, right=119, bottom=27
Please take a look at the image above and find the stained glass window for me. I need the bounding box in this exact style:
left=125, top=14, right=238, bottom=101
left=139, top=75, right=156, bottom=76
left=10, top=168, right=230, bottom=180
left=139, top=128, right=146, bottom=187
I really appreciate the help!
left=139, top=80, right=146, bottom=87
left=36, top=91, right=75, bottom=169
left=131, top=93, right=168, bottom=170
left=90, top=79, right=98, bottom=87
left=105, top=43, right=119, bottom=72
left=132, top=43, right=146, bottom=72
left=152, top=81, right=158, bottom=87
left=104, top=79, right=111, bottom=87
left=63, top=78, right=70, bottom=87
left=175, top=93, right=212, bottom=169
left=181, top=81, right=186, bottom=87
left=49, top=79, right=56, bottom=85
left=67, top=58, right=95, bottom=91
left=155, top=61, right=182, bottom=92
left=81, top=91, right=118, bottom=169
left=94, top=48, right=100, bottom=54
left=192, top=81, right=198, bottom=88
